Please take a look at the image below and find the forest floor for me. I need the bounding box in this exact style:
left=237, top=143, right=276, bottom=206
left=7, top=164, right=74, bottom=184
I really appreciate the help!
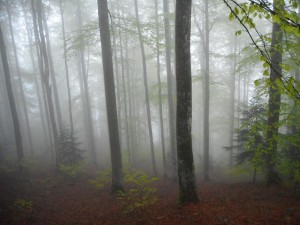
left=0, top=170, right=300, bottom=225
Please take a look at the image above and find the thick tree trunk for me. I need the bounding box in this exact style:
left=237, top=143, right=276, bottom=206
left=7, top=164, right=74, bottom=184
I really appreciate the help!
left=5, top=0, right=34, bottom=154
left=163, top=0, right=177, bottom=179
left=265, top=0, right=283, bottom=185
left=0, top=24, right=24, bottom=167
left=111, top=11, right=122, bottom=149
left=175, top=0, right=199, bottom=204
left=134, top=0, right=157, bottom=176
left=97, top=0, right=124, bottom=192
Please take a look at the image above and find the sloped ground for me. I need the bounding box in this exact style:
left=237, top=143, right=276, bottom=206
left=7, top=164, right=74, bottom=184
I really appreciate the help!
left=0, top=171, right=299, bottom=225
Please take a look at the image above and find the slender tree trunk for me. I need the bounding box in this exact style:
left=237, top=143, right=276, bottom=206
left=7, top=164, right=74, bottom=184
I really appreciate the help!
left=0, top=24, right=24, bottom=167
left=134, top=0, right=157, bottom=176
left=5, top=0, right=34, bottom=154
left=203, top=0, right=210, bottom=181
left=124, top=35, right=137, bottom=165
left=154, top=0, right=167, bottom=178
left=23, top=4, right=49, bottom=151
left=163, top=0, right=177, bottom=179
left=41, top=3, right=63, bottom=133
left=117, top=15, right=131, bottom=165
left=59, top=0, right=73, bottom=132
left=76, top=0, right=97, bottom=166
left=33, top=0, right=59, bottom=168
left=265, top=0, right=283, bottom=185
left=229, top=35, right=237, bottom=167
left=175, top=0, right=199, bottom=204
left=31, top=1, right=55, bottom=160
left=97, top=0, right=124, bottom=192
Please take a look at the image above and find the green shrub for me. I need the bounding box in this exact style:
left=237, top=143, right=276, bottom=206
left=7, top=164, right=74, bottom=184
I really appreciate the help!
left=14, top=199, right=32, bottom=210
left=89, top=168, right=112, bottom=190
left=117, top=171, right=158, bottom=215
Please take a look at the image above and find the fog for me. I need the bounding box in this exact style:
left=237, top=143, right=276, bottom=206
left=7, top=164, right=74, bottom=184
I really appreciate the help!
left=0, top=0, right=298, bottom=182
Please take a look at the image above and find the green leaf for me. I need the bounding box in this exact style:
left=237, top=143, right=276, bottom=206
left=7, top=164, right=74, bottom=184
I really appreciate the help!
left=263, top=69, right=269, bottom=76
left=235, top=30, right=242, bottom=36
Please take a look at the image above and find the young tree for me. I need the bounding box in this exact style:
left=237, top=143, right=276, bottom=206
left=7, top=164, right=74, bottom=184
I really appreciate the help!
left=97, top=0, right=124, bottom=192
left=175, top=0, right=199, bottom=204
left=0, top=24, right=24, bottom=168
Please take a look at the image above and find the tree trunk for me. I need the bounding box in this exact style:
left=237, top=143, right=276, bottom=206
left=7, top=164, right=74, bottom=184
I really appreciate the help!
left=59, top=0, right=74, bottom=132
left=117, top=16, right=131, bottom=165
left=76, top=0, right=97, bottom=166
left=23, top=4, right=50, bottom=151
left=41, top=3, right=63, bottom=133
left=5, top=0, right=34, bottom=154
left=175, top=0, right=199, bottom=204
left=163, top=0, right=177, bottom=179
left=154, top=0, right=167, bottom=178
left=202, top=0, right=210, bottom=181
left=265, top=0, right=283, bottom=185
left=0, top=23, right=24, bottom=167
left=229, top=35, right=237, bottom=167
left=134, top=0, right=157, bottom=176
left=97, top=0, right=124, bottom=193
left=33, top=0, right=59, bottom=168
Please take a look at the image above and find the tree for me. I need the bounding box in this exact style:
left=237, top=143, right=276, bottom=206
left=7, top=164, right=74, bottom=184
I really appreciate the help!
left=5, top=0, right=34, bottom=154
left=163, top=0, right=177, bottom=178
left=59, top=0, right=74, bottom=133
left=0, top=23, right=24, bottom=168
left=175, top=0, right=199, bottom=204
left=202, top=0, right=210, bottom=181
left=154, top=0, right=167, bottom=178
left=97, top=0, right=124, bottom=193
left=75, top=0, right=97, bottom=167
left=32, top=0, right=59, bottom=168
left=265, top=0, right=283, bottom=185
left=134, top=0, right=157, bottom=176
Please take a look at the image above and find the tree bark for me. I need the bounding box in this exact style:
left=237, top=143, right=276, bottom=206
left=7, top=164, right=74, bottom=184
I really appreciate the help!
left=0, top=23, right=24, bottom=167
left=175, top=0, right=199, bottom=204
left=98, top=0, right=124, bottom=193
